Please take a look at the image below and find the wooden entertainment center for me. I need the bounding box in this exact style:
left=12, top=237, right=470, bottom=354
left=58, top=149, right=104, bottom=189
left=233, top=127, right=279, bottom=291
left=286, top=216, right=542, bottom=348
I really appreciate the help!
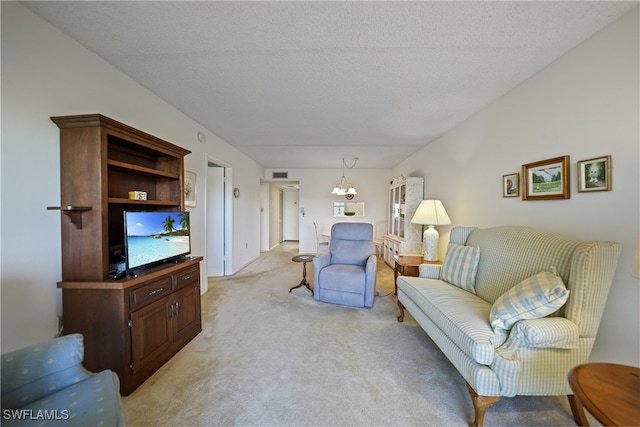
left=51, top=114, right=202, bottom=395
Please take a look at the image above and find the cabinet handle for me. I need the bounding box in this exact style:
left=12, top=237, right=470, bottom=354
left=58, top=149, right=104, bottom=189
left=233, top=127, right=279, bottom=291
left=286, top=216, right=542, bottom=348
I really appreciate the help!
left=182, top=274, right=194, bottom=281
left=168, top=301, right=180, bottom=318
left=146, top=287, right=164, bottom=296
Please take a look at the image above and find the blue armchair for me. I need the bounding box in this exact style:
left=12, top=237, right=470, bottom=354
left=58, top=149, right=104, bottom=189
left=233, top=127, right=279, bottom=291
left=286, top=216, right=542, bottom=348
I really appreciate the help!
left=313, top=222, right=377, bottom=308
left=1, top=334, right=127, bottom=426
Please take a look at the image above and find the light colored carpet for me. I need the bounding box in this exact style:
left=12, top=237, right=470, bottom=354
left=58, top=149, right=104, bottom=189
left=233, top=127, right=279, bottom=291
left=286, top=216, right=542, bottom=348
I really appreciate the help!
left=122, top=246, right=595, bottom=426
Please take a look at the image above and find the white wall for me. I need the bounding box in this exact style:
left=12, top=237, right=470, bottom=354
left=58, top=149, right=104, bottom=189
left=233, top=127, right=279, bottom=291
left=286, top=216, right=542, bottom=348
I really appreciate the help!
left=393, top=8, right=640, bottom=365
left=0, top=2, right=263, bottom=351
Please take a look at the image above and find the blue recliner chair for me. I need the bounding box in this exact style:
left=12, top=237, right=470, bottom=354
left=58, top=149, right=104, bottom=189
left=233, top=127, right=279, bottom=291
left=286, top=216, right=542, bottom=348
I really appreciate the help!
left=313, top=222, right=377, bottom=308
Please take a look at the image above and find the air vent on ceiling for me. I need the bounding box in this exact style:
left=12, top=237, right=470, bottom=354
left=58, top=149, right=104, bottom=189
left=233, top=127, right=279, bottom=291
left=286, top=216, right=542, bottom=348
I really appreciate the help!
left=272, top=172, right=288, bottom=179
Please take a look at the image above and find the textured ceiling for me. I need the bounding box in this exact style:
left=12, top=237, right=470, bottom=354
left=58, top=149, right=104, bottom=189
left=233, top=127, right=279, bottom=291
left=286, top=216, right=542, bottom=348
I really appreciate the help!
left=23, top=1, right=637, bottom=169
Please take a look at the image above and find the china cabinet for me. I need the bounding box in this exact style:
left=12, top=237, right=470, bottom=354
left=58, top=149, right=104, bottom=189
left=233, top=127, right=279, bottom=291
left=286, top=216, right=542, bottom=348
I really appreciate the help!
left=383, top=176, right=424, bottom=267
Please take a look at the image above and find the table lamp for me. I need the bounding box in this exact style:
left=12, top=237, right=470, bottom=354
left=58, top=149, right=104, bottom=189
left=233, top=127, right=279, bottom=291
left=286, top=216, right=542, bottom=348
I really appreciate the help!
left=411, top=200, right=452, bottom=262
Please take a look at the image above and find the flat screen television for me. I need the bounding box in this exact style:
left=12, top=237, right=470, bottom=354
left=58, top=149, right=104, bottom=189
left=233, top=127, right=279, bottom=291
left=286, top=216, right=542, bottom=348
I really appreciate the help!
left=123, top=211, right=191, bottom=274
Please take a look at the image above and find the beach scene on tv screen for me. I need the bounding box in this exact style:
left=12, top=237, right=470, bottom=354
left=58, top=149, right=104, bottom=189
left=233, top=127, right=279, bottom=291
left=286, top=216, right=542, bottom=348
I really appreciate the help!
left=126, top=211, right=190, bottom=269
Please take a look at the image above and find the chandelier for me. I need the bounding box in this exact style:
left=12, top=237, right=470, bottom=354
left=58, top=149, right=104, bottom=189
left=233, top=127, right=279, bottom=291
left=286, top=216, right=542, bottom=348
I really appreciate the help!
left=331, top=157, right=358, bottom=196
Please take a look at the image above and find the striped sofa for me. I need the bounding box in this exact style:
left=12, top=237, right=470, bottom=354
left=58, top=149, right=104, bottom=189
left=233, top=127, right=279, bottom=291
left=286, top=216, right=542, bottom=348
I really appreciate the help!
left=396, top=226, right=621, bottom=426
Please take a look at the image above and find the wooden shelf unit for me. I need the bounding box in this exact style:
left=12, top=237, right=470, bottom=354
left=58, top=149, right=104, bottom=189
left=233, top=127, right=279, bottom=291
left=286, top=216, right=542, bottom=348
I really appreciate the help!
left=51, top=114, right=201, bottom=395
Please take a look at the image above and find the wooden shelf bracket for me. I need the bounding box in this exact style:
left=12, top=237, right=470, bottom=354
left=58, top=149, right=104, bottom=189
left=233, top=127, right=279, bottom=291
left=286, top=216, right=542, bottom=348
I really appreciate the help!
left=47, top=206, right=92, bottom=229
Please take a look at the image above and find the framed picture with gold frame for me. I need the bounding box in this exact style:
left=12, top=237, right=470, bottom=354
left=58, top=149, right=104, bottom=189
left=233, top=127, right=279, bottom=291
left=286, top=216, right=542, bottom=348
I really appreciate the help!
left=502, top=173, right=520, bottom=198
left=577, top=155, right=612, bottom=192
left=522, top=155, right=570, bottom=200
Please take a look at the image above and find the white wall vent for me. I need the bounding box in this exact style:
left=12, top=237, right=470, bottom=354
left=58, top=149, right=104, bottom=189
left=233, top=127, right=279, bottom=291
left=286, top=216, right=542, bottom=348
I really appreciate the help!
left=272, top=172, right=288, bottom=179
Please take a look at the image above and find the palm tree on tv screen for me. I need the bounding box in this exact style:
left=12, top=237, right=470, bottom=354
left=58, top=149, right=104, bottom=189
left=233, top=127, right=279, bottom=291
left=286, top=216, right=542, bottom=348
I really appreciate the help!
left=163, top=216, right=175, bottom=234
left=179, top=213, right=189, bottom=235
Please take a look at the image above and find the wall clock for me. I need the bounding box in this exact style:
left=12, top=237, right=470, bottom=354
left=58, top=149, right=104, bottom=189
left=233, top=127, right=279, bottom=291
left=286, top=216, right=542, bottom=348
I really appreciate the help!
left=233, top=187, right=240, bottom=198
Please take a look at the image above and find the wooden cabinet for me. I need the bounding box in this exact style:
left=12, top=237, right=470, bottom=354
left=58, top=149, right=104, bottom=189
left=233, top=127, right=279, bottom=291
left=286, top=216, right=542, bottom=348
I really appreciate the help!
left=59, top=260, right=202, bottom=395
left=384, top=177, right=424, bottom=267
left=51, top=114, right=202, bottom=395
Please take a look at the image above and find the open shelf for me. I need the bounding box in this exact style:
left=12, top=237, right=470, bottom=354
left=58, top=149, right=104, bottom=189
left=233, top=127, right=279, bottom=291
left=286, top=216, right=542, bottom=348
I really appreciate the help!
left=107, top=159, right=180, bottom=179
left=108, top=198, right=181, bottom=206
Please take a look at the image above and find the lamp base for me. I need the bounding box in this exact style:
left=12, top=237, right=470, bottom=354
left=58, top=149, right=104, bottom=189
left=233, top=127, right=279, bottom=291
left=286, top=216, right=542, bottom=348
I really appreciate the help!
left=423, top=225, right=439, bottom=262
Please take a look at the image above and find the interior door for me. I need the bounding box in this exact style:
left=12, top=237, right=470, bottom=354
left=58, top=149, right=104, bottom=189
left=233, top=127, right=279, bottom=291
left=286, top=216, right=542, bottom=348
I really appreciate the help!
left=282, top=190, right=299, bottom=241
left=207, top=164, right=225, bottom=276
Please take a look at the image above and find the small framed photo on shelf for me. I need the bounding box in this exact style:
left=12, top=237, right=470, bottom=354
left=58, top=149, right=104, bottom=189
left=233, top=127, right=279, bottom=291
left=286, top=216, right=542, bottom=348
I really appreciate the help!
left=502, top=173, right=520, bottom=198
left=184, top=170, right=197, bottom=208
left=522, top=155, right=570, bottom=200
left=577, top=155, right=611, bottom=192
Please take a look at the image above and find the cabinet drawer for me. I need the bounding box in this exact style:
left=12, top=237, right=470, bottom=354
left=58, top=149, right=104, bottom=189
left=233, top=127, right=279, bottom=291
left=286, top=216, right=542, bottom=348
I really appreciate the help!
left=129, top=277, right=172, bottom=310
left=173, top=266, right=199, bottom=291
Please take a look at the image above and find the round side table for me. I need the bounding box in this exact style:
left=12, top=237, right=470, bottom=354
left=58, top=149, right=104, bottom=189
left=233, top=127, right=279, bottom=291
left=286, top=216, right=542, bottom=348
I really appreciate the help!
left=568, top=363, right=640, bottom=426
left=290, top=254, right=314, bottom=294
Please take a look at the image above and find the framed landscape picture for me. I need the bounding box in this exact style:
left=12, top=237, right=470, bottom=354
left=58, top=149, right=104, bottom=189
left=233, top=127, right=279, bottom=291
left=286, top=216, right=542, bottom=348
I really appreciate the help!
left=577, top=155, right=611, bottom=192
left=502, top=173, right=519, bottom=198
left=522, top=155, right=570, bottom=200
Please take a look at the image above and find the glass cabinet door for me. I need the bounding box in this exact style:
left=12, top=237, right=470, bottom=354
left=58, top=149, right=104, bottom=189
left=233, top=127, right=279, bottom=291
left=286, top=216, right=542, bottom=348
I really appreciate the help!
left=399, top=184, right=406, bottom=238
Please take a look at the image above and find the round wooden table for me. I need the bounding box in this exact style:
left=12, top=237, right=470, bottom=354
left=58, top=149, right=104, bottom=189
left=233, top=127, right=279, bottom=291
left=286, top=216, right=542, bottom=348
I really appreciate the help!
left=289, top=254, right=314, bottom=294
left=568, top=363, right=640, bottom=426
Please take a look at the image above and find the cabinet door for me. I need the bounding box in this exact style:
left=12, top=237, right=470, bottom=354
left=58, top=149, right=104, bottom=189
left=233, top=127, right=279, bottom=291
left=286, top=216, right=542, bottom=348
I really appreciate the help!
left=398, top=184, right=406, bottom=239
left=171, top=282, right=202, bottom=346
left=130, top=296, right=172, bottom=373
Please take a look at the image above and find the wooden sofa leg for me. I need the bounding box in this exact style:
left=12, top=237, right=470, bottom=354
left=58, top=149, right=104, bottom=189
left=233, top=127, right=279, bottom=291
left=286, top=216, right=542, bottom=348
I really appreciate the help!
left=396, top=300, right=405, bottom=322
left=567, top=395, right=589, bottom=426
left=466, top=382, right=500, bottom=427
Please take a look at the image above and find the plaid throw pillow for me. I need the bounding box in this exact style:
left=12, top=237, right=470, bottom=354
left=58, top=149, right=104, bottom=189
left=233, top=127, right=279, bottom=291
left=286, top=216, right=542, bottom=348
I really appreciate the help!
left=490, top=266, right=569, bottom=334
left=440, top=243, right=480, bottom=294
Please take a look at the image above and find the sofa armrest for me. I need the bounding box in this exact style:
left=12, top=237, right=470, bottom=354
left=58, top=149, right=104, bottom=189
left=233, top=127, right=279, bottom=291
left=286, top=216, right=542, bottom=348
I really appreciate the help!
left=2, top=334, right=92, bottom=410
left=419, top=263, right=441, bottom=279
left=497, top=317, right=580, bottom=356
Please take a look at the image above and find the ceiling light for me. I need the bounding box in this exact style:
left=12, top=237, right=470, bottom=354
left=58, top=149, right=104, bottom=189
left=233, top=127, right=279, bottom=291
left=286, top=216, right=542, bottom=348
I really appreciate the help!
left=331, top=158, right=359, bottom=196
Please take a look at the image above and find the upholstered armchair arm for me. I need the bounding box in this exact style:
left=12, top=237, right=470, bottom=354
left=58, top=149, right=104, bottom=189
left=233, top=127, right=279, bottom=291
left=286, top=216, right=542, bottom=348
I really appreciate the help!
left=313, top=252, right=331, bottom=301
left=1, top=334, right=93, bottom=410
left=364, top=254, right=377, bottom=307
left=419, top=263, right=441, bottom=279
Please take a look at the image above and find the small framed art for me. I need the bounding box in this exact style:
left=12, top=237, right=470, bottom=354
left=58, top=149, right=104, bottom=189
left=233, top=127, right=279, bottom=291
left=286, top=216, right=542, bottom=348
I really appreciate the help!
left=502, top=173, right=520, bottom=198
left=577, top=155, right=611, bottom=192
left=522, top=155, right=570, bottom=200
left=184, top=170, right=197, bottom=208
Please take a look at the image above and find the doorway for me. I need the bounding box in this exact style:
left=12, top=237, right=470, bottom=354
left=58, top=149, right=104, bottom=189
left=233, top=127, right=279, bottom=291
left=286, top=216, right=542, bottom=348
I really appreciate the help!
left=282, top=189, right=299, bottom=241
left=207, top=161, right=226, bottom=277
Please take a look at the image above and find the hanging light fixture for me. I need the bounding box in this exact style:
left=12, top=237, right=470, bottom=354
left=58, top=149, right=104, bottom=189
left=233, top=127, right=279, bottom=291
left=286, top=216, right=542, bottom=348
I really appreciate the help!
left=331, top=157, right=358, bottom=196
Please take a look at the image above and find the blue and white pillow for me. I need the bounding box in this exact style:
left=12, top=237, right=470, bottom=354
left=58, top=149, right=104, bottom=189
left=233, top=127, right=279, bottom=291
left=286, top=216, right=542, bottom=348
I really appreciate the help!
left=440, top=243, right=480, bottom=294
left=490, top=266, right=570, bottom=334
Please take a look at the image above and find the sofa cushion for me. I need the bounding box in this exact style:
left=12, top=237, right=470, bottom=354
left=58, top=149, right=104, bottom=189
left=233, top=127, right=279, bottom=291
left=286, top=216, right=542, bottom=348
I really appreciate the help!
left=490, top=267, right=570, bottom=334
left=397, top=276, right=500, bottom=365
left=440, top=243, right=480, bottom=294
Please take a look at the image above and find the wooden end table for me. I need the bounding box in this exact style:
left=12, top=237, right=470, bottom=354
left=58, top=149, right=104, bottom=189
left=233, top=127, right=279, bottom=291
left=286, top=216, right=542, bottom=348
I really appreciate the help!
left=393, top=254, right=439, bottom=295
left=290, top=254, right=314, bottom=294
left=568, top=363, right=640, bottom=426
